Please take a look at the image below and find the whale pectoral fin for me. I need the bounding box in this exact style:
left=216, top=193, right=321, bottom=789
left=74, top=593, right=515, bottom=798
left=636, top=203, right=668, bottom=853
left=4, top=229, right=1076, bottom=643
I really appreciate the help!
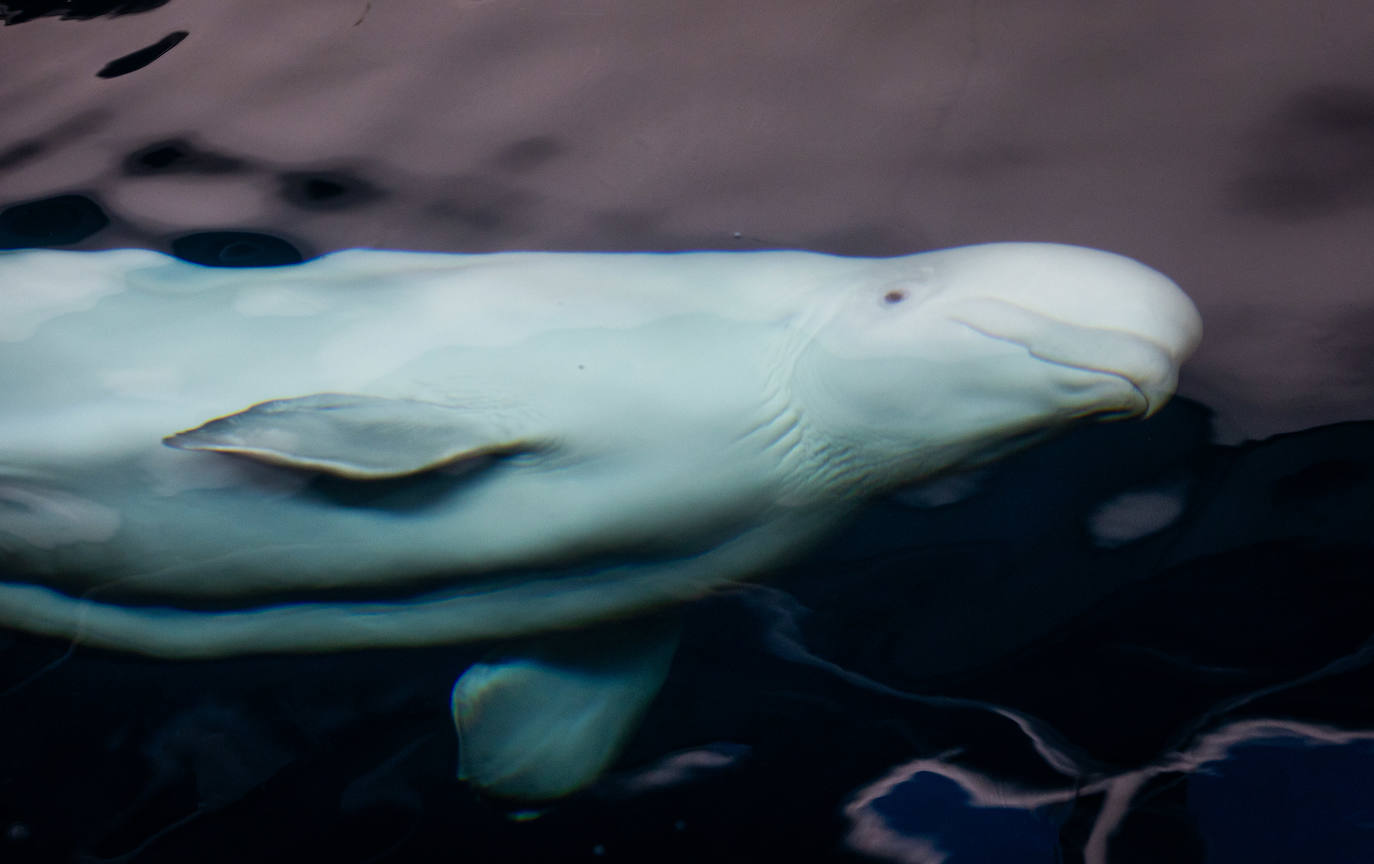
left=451, top=617, right=682, bottom=801
left=163, top=393, right=537, bottom=480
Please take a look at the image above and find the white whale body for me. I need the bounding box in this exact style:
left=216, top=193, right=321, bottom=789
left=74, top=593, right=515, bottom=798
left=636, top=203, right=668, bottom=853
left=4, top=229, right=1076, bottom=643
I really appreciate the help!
left=0, top=243, right=1200, bottom=799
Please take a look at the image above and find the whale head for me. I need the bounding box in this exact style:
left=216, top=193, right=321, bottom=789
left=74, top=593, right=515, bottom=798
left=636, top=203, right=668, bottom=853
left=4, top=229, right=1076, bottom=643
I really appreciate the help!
left=793, top=242, right=1202, bottom=490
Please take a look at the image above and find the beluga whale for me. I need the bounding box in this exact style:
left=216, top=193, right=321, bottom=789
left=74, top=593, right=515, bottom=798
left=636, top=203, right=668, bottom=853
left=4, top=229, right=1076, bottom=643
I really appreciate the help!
left=0, top=242, right=1201, bottom=800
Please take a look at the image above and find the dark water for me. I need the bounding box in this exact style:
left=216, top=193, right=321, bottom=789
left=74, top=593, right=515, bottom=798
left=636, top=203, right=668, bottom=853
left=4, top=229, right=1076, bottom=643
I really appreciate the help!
left=3, top=3, right=1373, bottom=862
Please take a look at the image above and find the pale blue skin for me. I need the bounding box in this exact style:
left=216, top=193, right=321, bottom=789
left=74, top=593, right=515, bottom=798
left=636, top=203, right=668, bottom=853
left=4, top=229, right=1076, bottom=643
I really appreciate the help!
left=0, top=243, right=1201, bottom=798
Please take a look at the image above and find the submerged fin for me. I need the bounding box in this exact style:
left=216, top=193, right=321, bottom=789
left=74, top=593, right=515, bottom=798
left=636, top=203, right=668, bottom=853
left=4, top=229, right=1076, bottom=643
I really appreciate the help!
left=451, top=617, right=682, bottom=801
left=163, top=393, right=536, bottom=480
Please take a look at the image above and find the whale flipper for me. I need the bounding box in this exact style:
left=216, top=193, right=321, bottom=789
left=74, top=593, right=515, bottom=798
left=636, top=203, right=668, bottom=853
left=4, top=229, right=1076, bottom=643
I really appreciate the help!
left=163, top=393, right=539, bottom=479
left=451, top=617, right=682, bottom=800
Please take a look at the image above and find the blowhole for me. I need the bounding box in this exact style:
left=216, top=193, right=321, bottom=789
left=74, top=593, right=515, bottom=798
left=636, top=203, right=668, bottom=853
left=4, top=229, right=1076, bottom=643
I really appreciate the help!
left=883, top=289, right=907, bottom=304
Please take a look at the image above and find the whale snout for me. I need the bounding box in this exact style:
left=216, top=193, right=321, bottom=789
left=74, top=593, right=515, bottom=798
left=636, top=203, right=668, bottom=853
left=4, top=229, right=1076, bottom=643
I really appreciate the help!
left=950, top=296, right=1181, bottom=417
left=934, top=243, right=1202, bottom=418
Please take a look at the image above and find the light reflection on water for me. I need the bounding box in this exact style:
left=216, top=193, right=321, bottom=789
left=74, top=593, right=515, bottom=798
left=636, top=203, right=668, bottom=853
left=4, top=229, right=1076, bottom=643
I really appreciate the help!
left=847, top=722, right=1374, bottom=864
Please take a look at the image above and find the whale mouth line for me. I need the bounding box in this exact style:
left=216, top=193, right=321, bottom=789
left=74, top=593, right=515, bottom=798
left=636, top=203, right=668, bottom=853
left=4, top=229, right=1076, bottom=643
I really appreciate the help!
left=949, top=301, right=1174, bottom=418
left=1022, top=346, right=1153, bottom=419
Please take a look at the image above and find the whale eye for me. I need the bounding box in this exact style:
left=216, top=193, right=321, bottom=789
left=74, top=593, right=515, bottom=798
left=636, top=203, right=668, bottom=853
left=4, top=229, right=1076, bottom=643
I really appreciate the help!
left=877, top=267, right=936, bottom=308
